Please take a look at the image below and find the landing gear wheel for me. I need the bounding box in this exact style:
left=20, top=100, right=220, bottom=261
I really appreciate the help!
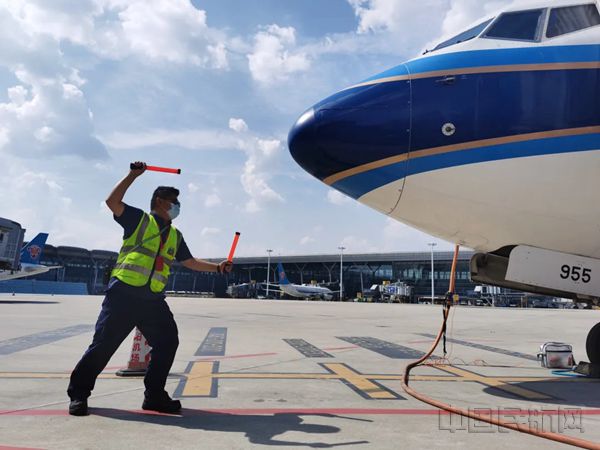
left=586, top=322, right=600, bottom=363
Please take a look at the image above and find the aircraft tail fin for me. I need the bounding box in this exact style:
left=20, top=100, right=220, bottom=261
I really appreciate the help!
left=277, top=263, right=291, bottom=285
left=20, top=233, right=48, bottom=265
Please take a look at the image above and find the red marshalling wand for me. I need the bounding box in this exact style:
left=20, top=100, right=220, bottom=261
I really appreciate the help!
left=228, top=232, right=241, bottom=262
left=130, top=163, right=181, bottom=174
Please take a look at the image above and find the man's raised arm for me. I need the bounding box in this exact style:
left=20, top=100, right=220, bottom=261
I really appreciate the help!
left=106, top=162, right=146, bottom=217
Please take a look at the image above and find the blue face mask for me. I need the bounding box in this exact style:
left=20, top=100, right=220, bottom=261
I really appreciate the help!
left=168, top=203, right=180, bottom=220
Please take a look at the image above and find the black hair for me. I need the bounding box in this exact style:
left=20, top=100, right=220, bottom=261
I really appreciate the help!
left=151, top=186, right=179, bottom=210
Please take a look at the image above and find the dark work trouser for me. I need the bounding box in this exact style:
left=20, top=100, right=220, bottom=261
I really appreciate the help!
left=67, top=286, right=179, bottom=400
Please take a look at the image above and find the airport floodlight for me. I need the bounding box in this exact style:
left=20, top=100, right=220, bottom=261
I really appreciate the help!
left=428, top=243, right=437, bottom=303
left=266, top=249, right=273, bottom=298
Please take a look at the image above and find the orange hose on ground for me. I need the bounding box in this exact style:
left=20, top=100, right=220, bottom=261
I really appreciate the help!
left=401, top=245, right=600, bottom=449
left=448, top=244, right=459, bottom=294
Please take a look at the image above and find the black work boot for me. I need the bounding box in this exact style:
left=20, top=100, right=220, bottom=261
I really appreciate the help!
left=142, top=392, right=181, bottom=414
left=69, top=399, right=88, bottom=416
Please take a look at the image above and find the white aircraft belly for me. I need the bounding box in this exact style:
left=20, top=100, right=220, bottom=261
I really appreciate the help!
left=358, top=150, right=600, bottom=257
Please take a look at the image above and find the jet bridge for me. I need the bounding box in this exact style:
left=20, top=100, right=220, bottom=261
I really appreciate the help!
left=0, top=218, right=25, bottom=271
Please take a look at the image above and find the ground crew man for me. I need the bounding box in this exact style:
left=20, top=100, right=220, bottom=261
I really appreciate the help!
left=67, top=162, right=232, bottom=416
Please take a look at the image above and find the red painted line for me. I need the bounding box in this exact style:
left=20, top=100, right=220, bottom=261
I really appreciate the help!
left=4, top=408, right=600, bottom=417
left=195, top=352, right=278, bottom=361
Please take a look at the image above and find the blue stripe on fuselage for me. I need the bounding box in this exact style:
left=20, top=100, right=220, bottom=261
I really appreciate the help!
left=332, top=133, right=600, bottom=199
left=308, top=48, right=600, bottom=181
left=361, top=45, right=600, bottom=83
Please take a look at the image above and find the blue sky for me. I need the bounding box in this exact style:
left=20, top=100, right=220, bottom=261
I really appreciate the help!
left=0, top=0, right=516, bottom=257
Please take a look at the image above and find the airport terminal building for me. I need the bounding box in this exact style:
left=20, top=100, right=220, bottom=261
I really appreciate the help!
left=0, top=243, right=476, bottom=300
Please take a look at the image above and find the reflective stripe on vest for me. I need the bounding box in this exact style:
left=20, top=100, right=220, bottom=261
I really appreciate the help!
left=112, top=213, right=180, bottom=293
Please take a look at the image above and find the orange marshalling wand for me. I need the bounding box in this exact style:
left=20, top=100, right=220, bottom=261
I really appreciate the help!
left=227, top=232, right=241, bottom=262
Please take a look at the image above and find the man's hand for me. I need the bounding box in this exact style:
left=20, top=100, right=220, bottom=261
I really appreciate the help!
left=130, top=161, right=147, bottom=177
left=218, top=260, right=233, bottom=274
left=106, top=162, right=146, bottom=217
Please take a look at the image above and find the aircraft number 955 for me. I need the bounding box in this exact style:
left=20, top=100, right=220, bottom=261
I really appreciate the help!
left=560, top=265, right=591, bottom=283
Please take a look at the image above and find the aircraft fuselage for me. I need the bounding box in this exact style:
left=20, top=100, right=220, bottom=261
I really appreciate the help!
left=289, top=3, right=600, bottom=260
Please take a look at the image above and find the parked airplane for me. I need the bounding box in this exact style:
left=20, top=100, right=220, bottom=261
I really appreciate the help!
left=288, top=1, right=600, bottom=361
left=268, top=263, right=337, bottom=300
left=0, top=233, right=60, bottom=281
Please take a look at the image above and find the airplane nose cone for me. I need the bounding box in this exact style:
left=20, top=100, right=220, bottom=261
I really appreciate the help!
left=288, top=80, right=411, bottom=193
left=288, top=108, right=319, bottom=178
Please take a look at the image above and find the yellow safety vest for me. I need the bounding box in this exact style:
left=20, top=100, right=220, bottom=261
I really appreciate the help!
left=112, top=213, right=181, bottom=293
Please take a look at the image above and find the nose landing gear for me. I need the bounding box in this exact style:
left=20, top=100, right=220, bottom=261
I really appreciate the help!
left=574, top=322, right=600, bottom=377
left=586, top=322, right=600, bottom=363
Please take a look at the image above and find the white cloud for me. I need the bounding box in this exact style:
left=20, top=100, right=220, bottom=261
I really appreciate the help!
left=348, top=0, right=445, bottom=36
left=349, top=0, right=405, bottom=34
left=0, top=127, right=9, bottom=149
left=2, top=1, right=230, bottom=68
left=7, top=85, right=28, bottom=105
left=201, top=227, right=221, bottom=236
left=0, top=157, right=119, bottom=251
left=2, top=1, right=99, bottom=46
left=33, top=126, right=56, bottom=143
left=229, top=118, right=248, bottom=133
left=300, top=236, right=315, bottom=245
left=339, top=0, right=514, bottom=59
left=241, top=156, right=284, bottom=212
left=103, top=119, right=283, bottom=214
left=114, top=0, right=227, bottom=66
left=228, top=120, right=284, bottom=212
left=0, top=3, right=108, bottom=160
left=257, top=138, right=280, bottom=157
left=327, top=189, right=352, bottom=205
left=204, top=192, right=222, bottom=208
left=247, top=24, right=310, bottom=84
left=0, top=74, right=107, bottom=159
left=186, top=182, right=222, bottom=208
left=102, top=128, right=240, bottom=150
left=208, top=43, right=229, bottom=70
left=431, top=0, right=509, bottom=50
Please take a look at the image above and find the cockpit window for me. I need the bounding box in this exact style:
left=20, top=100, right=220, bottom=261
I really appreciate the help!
left=484, top=9, right=545, bottom=41
left=432, top=19, right=493, bottom=51
left=546, top=4, right=600, bottom=38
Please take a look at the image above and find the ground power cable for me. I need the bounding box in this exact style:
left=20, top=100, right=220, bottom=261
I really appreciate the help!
left=401, top=244, right=600, bottom=449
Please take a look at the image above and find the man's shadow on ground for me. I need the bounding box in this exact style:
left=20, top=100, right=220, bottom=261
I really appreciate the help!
left=93, top=408, right=371, bottom=448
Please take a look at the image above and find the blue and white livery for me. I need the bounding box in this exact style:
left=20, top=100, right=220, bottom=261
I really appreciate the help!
left=288, top=2, right=600, bottom=359
left=271, top=263, right=336, bottom=300
left=0, top=233, right=61, bottom=281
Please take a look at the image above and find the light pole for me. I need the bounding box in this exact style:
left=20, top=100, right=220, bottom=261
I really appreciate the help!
left=338, top=246, right=346, bottom=300
left=428, top=243, right=437, bottom=303
left=266, top=249, right=273, bottom=298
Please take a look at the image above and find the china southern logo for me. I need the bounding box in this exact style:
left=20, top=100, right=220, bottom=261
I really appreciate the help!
left=28, top=245, right=41, bottom=260
left=279, top=271, right=285, bottom=280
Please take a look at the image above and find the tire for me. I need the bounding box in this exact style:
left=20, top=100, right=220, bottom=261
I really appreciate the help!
left=586, top=322, right=600, bottom=363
